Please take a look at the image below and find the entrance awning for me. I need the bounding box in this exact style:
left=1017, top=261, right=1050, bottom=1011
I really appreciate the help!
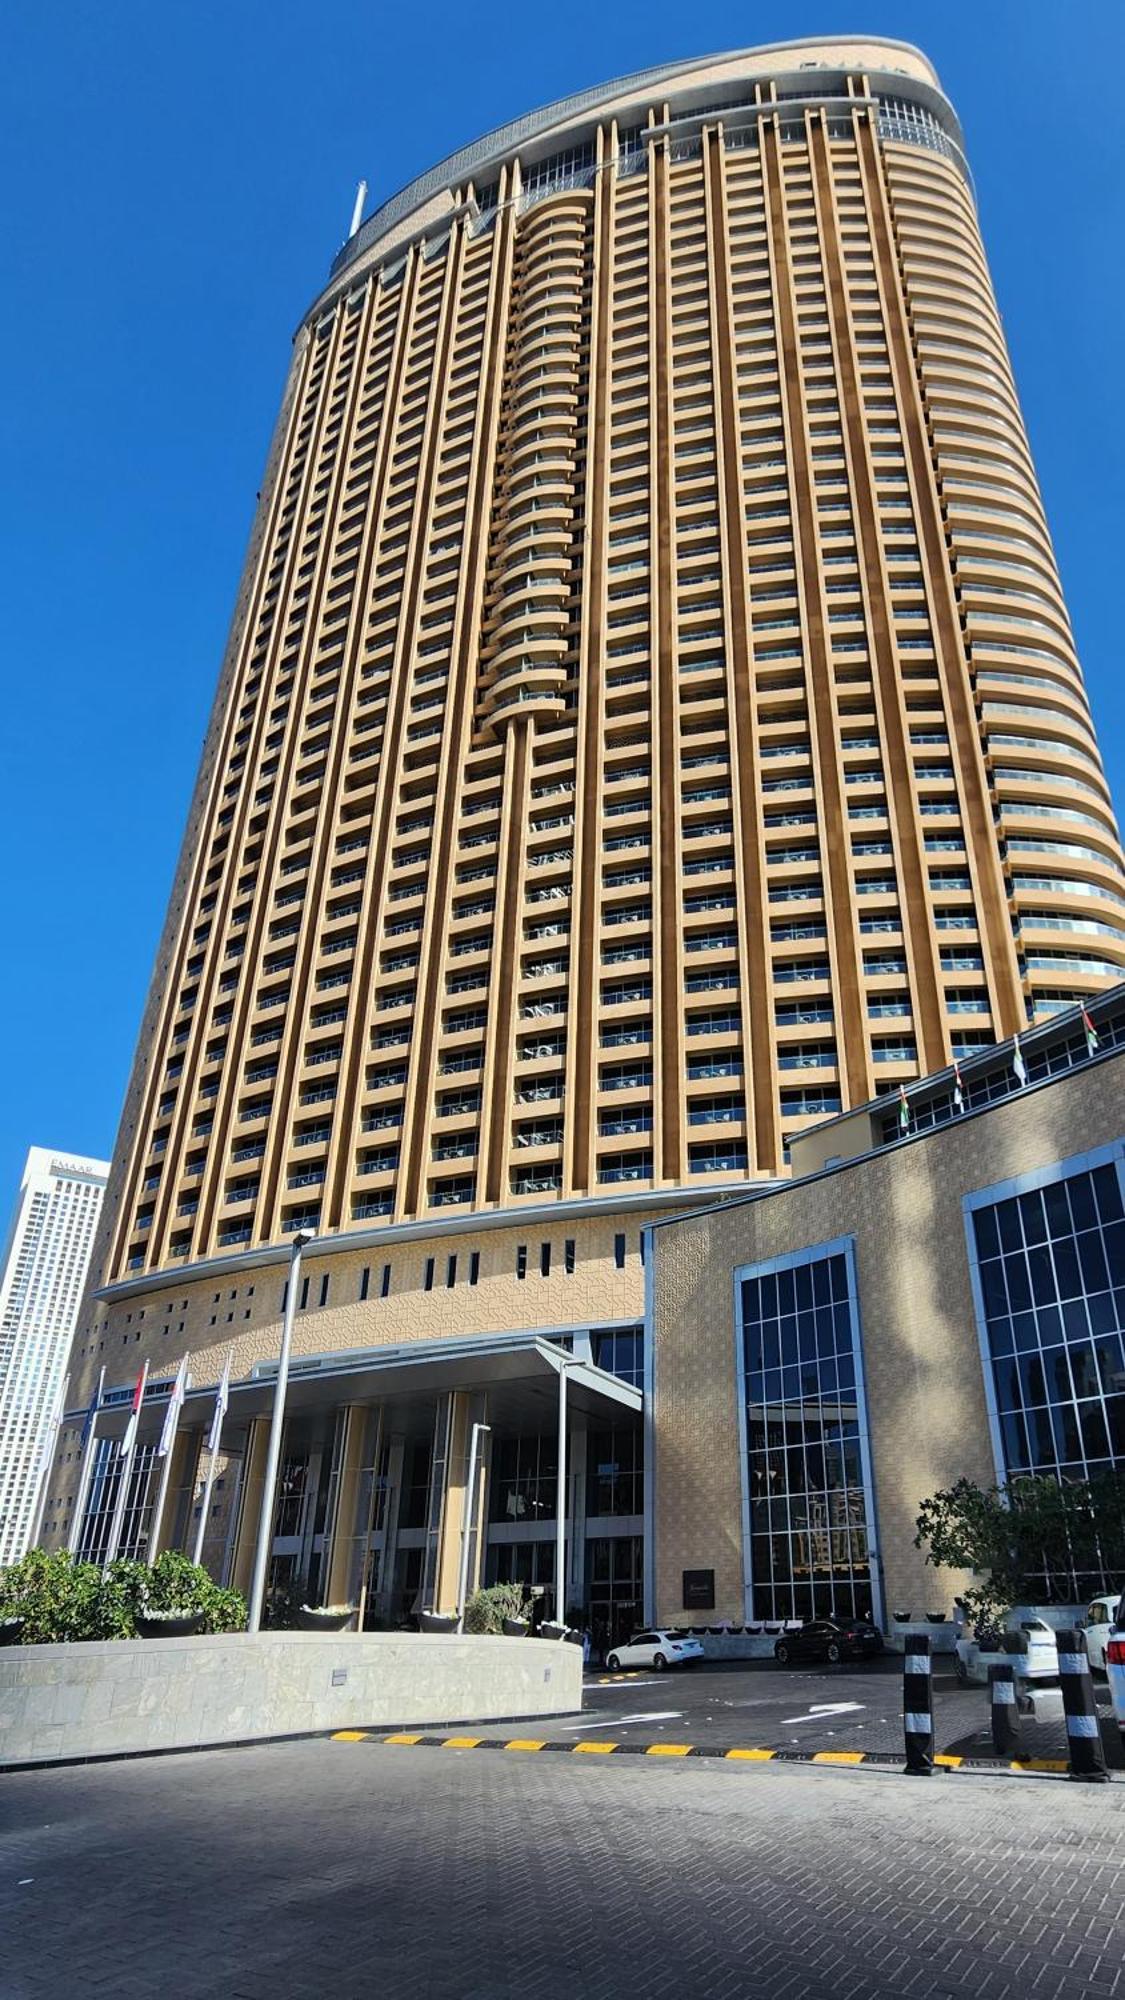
left=170, top=1331, right=642, bottom=1437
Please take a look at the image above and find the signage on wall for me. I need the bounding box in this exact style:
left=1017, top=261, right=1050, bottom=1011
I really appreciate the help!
left=682, top=1568, right=715, bottom=1611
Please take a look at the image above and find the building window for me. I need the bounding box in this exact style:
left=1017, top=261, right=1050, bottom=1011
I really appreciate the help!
left=966, top=1148, right=1125, bottom=1597
left=564, top=1238, right=576, bottom=1276
left=359, top=1266, right=370, bottom=1302
left=469, top=1250, right=480, bottom=1286
left=318, top=1274, right=330, bottom=1308
left=381, top=1263, right=391, bottom=1299
left=592, top=1326, right=643, bottom=1388
left=446, top=1254, right=457, bottom=1289
left=489, top=1432, right=558, bottom=1523
left=737, top=1238, right=878, bottom=1625
left=614, top=1232, right=626, bottom=1271
left=423, top=1257, right=435, bottom=1293
left=299, top=1276, right=310, bottom=1311
left=516, top=1244, right=528, bottom=1280
left=540, top=1242, right=551, bottom=1278
left=586, top=1425, right=643, bottom=1517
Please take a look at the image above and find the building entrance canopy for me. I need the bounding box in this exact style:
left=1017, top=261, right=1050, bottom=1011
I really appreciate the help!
left=159, top=1331, right=642, bottom=1438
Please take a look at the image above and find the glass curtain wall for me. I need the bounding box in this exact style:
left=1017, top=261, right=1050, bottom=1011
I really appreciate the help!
left=738, top=1241, right=878, bottom=1623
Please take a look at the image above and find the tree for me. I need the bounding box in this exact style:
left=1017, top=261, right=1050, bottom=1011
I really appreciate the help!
left=914, top=1470, right=1125, bottom=1631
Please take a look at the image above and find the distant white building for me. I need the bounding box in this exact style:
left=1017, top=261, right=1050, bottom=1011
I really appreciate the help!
left=0, top=1147, right=108, bottom=1566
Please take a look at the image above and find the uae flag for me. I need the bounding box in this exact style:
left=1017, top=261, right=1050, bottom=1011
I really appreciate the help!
left=1012, top=1033, right=1028, bottom=1088
left=120, top=1365, right=146, bottom=1457
left=898, top=1085, right=910, bottom=1134
left=952, top=1059, right=965, bottom=1113
left=1082, top=1007, right=1100, bottom=1056
left=157, top=1356, right=188, bottom=1458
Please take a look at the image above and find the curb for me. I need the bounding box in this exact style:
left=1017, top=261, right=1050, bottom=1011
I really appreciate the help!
left=331, top=1730, right=1089, bottom=1780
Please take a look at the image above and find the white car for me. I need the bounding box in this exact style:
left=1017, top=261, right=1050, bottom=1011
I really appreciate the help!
left=954, top=1613, right=1058, bottom=1684
left=605, top=1629, right=705, bottom=1672
left=1082, top=1594, right=1123, bottom=1674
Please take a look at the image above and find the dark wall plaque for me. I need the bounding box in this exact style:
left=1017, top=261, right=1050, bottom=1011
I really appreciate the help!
left=682, top=1568, right=715, bottom=1611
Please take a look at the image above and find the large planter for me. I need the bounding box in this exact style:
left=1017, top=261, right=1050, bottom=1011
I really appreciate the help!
left=297, top=1606, right=355, bottom=1633
left=502, top=1617, right=530, bottom=1638
left=0, top=1617, right=25, bottom=1647
left=135, top=1610, right=207, bottom=1639
left=419, top=1611, right=459, bottom=1635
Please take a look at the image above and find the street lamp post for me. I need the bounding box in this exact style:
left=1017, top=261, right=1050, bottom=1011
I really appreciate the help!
left=247, top=1232, right=311, bottom=1635
left=456, top=1421, right=490, bottom=1630
left=555, top=1359, right=581, bottom=1627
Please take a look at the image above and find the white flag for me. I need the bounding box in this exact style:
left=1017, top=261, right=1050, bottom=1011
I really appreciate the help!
left=35, top=1373, right=68, bottom=1482
left=1012, top=1033, right=1028, bottom=1087
left=207, top=1352, right=232, bottom=1455
left=157, top=1356, right=189, bottom=1458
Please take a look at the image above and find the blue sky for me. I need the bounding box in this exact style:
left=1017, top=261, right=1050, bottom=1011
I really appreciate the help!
left=1, top=0, right=1122, bottom=1205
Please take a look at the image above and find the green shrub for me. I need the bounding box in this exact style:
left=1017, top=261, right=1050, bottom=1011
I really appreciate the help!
left=0, top=1547, right=246, bottom=1643
left=463, top=1581, right=529, bottom=1635
left=0, top=1549, right=110, bottom=1645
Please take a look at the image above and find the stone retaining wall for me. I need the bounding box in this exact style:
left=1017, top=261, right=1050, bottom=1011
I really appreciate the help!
left=0, top=1631, right=581, bottom=1767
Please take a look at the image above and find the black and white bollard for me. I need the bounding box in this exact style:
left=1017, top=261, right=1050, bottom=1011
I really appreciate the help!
left=903, top=1631, right=934, bottom=1775
left=1056, top=1627, right=1109, bottom=1784
left=989, top=1660, right=1021, bottom=1758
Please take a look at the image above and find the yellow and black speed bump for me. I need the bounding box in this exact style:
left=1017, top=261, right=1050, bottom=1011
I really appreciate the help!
left=330, top=1730, right=1079, bottom=1778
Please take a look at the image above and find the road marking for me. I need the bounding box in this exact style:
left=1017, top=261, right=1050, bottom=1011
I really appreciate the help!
left=780, top=1702, right=864, bottom=1725
left=328, top=1732, right=1095, bottom=1783
left=561, top=1711, right=682, bottom=1731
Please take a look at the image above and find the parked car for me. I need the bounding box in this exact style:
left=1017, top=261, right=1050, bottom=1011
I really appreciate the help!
left=773, top=1617, right=884, bottom=1666
left=955, top=1613, right=1059, bottom=1684
left=1082, top=1594, right=1123, bottom=1675
left=605, top=1629, right=705, bottom=1672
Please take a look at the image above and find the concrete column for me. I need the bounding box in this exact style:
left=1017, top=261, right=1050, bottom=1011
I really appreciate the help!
left=150, top=1430, right=201, bottom=1560
left=433, top=1391, right=472, bottom=1615
left=325, top=1405, right=374, bottom=1607
left=229, top=1420, right=272, bottom=1599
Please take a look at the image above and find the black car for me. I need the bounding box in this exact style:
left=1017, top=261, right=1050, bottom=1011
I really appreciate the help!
left=774, top=1618, right=884, bottom=1666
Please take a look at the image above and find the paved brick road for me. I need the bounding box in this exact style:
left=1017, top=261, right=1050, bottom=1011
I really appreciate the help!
left=2, top=1738, right=1124, bottom=1999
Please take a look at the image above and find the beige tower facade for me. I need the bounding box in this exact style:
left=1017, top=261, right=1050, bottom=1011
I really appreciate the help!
left=46, top=40, right=1125, bottom=1620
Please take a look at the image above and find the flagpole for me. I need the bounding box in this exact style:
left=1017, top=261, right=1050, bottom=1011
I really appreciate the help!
left=191, top=1349, right=233, bottom=1569
left=68, top=1367, right=105, bottom=1555
left=26, top=1372, right=69, bottom=1554
left=104, top=1359, right=149, bottom=1566
left=146, top=1356, right=190, bottom=1566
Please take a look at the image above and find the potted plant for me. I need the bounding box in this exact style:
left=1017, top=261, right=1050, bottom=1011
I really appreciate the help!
left=419, top=1609, right=459, bottom=1634
left=135, top=1607, right=207, bottom=1639
left=0, top=1616, right=25, bottom=1646
left=463, top=1582, right=529, bottom=1635
left=539, top=1619, right=568, bottom=1642
left=297, top=1603, right=355, bottom=1632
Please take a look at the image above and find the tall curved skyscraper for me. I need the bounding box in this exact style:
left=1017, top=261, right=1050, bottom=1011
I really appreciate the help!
left=49, top=40, right=1125, bottom=1608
